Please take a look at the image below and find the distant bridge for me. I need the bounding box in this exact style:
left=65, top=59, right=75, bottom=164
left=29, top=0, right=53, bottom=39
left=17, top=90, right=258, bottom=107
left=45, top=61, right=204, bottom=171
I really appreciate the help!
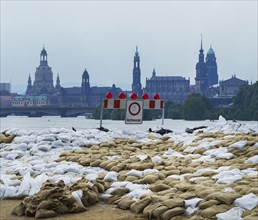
left=0, top=106, right=96, bottom=117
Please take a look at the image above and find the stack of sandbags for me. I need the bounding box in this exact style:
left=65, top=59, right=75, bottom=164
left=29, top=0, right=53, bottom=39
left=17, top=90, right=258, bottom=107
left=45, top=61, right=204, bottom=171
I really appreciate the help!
left=12, top=177, right=109, bottom=219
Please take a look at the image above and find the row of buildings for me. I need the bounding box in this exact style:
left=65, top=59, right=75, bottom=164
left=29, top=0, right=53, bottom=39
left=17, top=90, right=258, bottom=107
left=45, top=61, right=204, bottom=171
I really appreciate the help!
left=0, top=42, right=249, bottom=108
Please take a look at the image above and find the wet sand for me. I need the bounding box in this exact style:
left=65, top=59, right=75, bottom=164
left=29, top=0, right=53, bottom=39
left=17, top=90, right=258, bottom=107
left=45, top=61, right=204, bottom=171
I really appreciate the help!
left=0, top=200, right=147, bottom=220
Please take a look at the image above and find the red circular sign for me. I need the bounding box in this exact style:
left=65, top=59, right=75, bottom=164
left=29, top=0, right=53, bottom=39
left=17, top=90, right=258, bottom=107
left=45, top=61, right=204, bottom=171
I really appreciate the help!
left=128, top=102, right=141, bottom=116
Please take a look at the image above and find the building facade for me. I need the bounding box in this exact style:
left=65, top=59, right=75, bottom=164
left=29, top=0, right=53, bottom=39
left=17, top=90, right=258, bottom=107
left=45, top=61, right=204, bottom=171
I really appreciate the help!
left=26, top=47, right=61, bottom=96
left=61, top=69, right=122, bottom=107
left=131, top=47, right=143, bottom=96
left=219, top=75, right=248, bottom=97
left=145, top=69, right=190, bottom=102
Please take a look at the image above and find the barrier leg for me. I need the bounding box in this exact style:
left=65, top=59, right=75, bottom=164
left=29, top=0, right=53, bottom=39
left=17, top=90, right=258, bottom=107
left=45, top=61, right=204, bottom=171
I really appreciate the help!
left=162, top=108, right=165, bottom=126
left=100, top=103, right=104, bottom=128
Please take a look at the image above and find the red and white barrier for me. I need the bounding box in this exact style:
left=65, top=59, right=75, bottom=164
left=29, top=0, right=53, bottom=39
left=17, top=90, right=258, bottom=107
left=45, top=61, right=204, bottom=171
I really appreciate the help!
left=100, top=92, right=165, bottom=126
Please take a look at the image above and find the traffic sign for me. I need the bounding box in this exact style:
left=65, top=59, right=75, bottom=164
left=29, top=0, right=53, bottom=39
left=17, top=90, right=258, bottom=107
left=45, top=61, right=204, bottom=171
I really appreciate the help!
left=125, top=100, right=143, bottom=124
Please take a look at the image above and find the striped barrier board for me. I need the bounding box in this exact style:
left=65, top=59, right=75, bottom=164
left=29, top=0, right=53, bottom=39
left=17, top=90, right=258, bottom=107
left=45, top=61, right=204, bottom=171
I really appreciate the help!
left=103, top=99, right=164, bottom=110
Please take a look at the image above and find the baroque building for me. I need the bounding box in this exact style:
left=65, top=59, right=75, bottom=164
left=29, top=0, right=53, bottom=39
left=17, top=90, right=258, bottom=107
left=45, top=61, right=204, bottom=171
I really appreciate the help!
left=195, top=38, right=218, bottom=96
left=61, top=69, right=122, bottom=107
left=131, top=47, right=143, bottom=96
left=219, top=75, right=248, bottom=98
left=26, top=47, right=61, bottom=96
left=145, top=69, right=190, bottom=102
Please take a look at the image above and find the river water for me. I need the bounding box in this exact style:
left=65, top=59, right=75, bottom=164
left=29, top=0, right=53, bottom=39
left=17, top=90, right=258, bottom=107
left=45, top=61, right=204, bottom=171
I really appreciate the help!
left=1, top=116, right=257, bottom=132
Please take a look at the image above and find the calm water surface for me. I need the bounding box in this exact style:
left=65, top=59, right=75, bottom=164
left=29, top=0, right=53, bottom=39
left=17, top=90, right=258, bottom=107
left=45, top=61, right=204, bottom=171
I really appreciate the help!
left=0, top=116, right=256, bottom=132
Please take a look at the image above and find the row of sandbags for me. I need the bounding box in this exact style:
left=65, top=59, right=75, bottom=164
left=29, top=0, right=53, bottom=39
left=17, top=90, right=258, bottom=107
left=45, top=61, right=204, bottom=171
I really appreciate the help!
left=12, top=177, right=109, bottom=219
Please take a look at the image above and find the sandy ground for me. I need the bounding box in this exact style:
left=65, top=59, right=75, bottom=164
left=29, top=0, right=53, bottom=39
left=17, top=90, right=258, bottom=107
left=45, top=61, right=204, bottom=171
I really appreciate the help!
left=0, top=200, right=147, bottom=220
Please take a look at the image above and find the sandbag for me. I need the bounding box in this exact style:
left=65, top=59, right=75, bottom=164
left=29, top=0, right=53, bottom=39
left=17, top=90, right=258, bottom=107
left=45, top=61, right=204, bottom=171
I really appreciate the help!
left=111, top=187, right=129, bottom=196
left=199, top=199, right=219, bottom=209
left=200, top=205, right=229, bottom=218
left=130, top=197, right=152, bottom=214
left=161, top=207, right=185, bottom=220
left=35, top=209, right=57, bottom=219
left=148, top=183, right=170, bottom=192
left=152, top=205, right=169, bottom=219
left=117, top=197, right=135, bottom=210
left=162, top=198, right=184, bottom=208
left=12, top=203, right=26, bottom=216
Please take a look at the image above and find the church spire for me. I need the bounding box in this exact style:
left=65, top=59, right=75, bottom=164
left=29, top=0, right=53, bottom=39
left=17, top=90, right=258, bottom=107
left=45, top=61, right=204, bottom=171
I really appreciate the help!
left=40, top=46, right=48, bottom=66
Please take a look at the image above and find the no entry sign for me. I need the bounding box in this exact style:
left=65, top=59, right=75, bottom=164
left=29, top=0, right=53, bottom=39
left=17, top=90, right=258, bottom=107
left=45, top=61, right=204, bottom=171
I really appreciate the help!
left=125, top=100, right=143, bottom=124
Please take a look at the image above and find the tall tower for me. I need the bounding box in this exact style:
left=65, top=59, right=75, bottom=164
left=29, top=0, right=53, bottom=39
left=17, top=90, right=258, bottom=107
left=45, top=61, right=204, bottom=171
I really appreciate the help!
left=26, top=74, right=33, bottom=95
left=195, top=37, right=208, bottom=95
left=206, top=46, right=218, bottom=86
left=132, top=46, right=142, bottom=96
left=55, top=73, right=61, bottom=91
left=82, top=69, right=90, bottom=95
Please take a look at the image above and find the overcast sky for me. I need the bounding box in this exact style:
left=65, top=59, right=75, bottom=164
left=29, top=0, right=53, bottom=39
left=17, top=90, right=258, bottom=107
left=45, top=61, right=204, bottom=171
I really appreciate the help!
left=1, top=1, right=257, bottom=93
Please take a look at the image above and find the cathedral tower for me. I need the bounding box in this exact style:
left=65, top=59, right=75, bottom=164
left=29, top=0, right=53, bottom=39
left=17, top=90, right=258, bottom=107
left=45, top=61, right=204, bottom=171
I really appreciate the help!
left=195, top=37, right=208, bottom=95
left=132, top=46, right=142, bottom=96
left=206, top=46, right=218, bottom=86
left=26, top=47, right=55, bottom=95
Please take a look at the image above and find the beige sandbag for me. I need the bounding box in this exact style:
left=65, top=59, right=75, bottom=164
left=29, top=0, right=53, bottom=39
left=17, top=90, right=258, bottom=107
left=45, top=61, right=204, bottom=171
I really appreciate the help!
left=117, top=197, right=135, bottom=210
left=195, top=188, right=214, bottom=199
left=181, top=167, right=195, bottom=174
left=55, top=203, right=69, bottom=214
left=90, top=159, right=102, bottom=167
left=35, top=209, right=58, bottom=219
left=125, top=175, right=139, bottom=182
left=94, top=182, right=105, bottom=193
left=200, top=205, right=229, bottom=218
left=215, top=192, right=241, bottom=205
left=161, top=207, right=185, bottom=220
left=143, top=202, right=162, bottom=218
left=140, top=162, right=154, bottom=170
left=148, top=184, right=170, bottom=192
left=152, top=205, right=169, bottom=219
left=69, top=201, right=88, bottom=213
left=174, top=183, right=193, bottom=192
left=130, top=197, right=152, bottom=214
left=110, top=163, right=126, bottom=172
left=162, top=198, right=184, bottom=208
left=12, top=203, right=26, bottom=216
left=111, top=188, right=129, bottom=196
left=243, top=215, right=258, bottom=220
left=178, top=191, right=196, bottom=199
left=139, top=174, right=159, bottom=184
left=85, top=190, right=98, bottom=205
left=199, top=199, right=219, bottom=209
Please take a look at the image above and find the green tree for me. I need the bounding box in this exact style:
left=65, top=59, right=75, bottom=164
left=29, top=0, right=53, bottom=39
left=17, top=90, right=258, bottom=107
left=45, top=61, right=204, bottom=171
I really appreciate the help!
left=182, top=93, right=209, bottom=120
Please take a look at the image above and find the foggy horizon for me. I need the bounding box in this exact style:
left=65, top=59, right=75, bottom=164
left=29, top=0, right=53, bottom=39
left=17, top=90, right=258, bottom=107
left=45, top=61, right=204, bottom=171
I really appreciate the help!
left=1, top=1, right=257, bottom=94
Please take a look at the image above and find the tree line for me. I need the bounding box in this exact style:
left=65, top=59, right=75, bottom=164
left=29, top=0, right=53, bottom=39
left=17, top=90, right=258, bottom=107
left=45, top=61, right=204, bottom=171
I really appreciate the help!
left=92, top=81, right=258, bottom=121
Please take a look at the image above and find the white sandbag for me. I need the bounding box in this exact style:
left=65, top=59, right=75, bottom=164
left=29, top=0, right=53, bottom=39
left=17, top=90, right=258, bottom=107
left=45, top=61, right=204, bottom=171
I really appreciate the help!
left=234, top=193, right=258, bottom=210
left=38, top=144, right=52, bottom=152
left=229, top=140, right=247, bottom=150
left=125, top=169, right=143, bottom=178
left=216, top=207, right=244, bottom=220
left=185, top=207, right=199, bottom=216
left=72, top=190, right=84, bottom=207
left=14, top=172, right=31, bottom=198
left=104, top=171, right=118, bottom=182
left=4, top=186, right=18, bottom=198
left=184, top=198, right=203, bottom=209
left=152, top=156, right=162, bottom=163
left=245, top=155, right=258, bottom=164
left=29, top=173, right=48, bottom=196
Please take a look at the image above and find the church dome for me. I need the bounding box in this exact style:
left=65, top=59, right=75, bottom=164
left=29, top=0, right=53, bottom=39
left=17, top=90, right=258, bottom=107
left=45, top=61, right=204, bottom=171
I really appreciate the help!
left=41, top=47, right=47, bottom=55
left=82, top=69, right=89, bottom=78
left=207, top=47, right=215, bottom=55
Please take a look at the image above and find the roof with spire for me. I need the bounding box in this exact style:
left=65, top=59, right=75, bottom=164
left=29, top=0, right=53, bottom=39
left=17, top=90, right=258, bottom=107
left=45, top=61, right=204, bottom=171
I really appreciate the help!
left=41, top=46, right=47, bottom=55
left=82, top=69, right=89, bottom=78
left=207, top=48, right=215, bottom=55
left=135, top=46, right=139, bottom=56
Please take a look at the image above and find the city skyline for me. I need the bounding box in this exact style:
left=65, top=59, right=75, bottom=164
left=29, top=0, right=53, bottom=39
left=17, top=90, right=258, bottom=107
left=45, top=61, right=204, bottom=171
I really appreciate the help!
left=1, top=1, right=257, bottom=94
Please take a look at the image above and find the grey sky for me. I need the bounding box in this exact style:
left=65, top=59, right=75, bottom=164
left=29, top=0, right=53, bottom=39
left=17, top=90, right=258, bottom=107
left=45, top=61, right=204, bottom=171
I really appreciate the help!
left=1, top=1, right=257, bottom=94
